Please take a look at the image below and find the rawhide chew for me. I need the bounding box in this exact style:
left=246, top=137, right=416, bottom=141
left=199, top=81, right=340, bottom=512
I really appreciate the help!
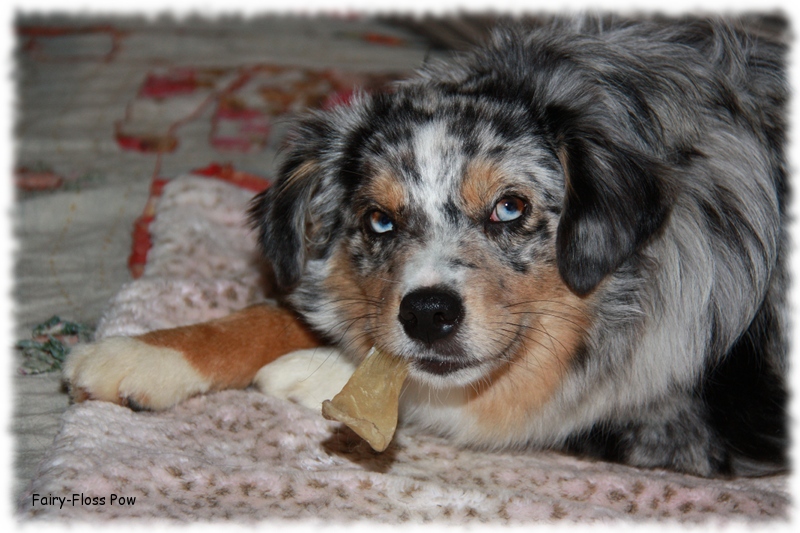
left=321, top=347, right=409, bottom=452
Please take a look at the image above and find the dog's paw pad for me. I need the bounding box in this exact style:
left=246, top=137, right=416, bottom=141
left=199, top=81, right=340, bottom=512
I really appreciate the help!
left=254, top=348, right=355, bottom=410
left=64, top=336, right=212, bottom=410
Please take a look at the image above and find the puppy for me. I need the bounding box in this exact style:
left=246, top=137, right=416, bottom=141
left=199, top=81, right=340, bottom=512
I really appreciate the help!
left=66, top=15, right=789, bottom=478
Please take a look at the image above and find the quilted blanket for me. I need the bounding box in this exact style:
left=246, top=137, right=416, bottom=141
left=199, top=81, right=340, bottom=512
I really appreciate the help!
left=17, top=175, right=790, bottom=524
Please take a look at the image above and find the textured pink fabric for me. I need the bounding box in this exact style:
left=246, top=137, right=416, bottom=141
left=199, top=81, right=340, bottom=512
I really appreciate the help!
left=19, top=176, right=789, bottom=523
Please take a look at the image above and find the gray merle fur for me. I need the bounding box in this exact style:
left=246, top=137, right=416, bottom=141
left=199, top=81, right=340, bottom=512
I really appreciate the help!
left=250, top=14, right=789, bottom=477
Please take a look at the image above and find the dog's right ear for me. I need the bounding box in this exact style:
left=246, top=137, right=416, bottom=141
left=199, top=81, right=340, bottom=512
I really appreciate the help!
left=250, top=96, right=373, bottom=291
left=249, top=156, right=322, bottom=291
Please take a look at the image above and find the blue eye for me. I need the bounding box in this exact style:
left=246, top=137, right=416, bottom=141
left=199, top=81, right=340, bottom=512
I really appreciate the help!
left=368, top=210, right=395, bottom=234
left=490, top=197, right=526, bottom=222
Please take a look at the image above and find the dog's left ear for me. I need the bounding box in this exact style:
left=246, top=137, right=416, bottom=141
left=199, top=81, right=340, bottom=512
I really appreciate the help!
left=249, top=110, right=351, bottom=291
left=250, top=96, right=373, bottom=292
left=548, top=106, right=674, bottom=296
left=249, top=157, right=322, bottom=291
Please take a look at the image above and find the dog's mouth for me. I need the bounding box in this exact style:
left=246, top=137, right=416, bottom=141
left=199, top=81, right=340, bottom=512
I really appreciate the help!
left=412, top=356, right=480, bottom=376
left=401, top=321, right=525, bottom=383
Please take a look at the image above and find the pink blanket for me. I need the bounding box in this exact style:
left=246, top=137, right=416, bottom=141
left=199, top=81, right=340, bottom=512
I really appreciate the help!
left=18, top=175, right=789, bottom=524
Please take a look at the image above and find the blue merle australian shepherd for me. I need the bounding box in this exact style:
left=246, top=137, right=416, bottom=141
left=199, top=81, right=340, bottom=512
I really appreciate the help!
left=66, top=14, right=789, bottom=478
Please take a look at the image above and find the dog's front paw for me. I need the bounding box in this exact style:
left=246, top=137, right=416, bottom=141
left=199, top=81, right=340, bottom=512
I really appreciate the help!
left=64, top=337, right=212, bottom=410
left=253, top=348, right=355, bottom=410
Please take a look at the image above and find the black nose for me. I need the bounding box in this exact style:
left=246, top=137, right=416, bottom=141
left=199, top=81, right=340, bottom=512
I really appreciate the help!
left=398, top=288, right=464, bottom=345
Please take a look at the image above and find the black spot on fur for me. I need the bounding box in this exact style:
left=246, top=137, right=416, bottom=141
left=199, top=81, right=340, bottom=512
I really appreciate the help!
left=532, top=217, right=551, bottom=240
left=702, top=298, right=788, bottom=472
left=562, top=423, right=625, bottom=463
left=568, top=341, right=591, bottom=371
left=443, top=198, right=461, bottom=226
left=449, top=257, right=478, bottom=270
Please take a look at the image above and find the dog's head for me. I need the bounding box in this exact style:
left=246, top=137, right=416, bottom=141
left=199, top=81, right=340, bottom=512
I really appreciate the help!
left=250, top=35, right=673, bottom=390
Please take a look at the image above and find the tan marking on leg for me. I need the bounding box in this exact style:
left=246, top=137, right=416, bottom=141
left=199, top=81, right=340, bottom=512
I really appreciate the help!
left=138, top=304, right=323, bottom=390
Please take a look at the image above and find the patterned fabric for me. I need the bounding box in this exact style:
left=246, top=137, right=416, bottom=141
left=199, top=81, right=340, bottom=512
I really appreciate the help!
left=21, top=391, right=789, bottom=523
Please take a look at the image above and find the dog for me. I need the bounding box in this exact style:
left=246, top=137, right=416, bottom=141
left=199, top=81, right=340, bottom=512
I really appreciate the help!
left=65, top=14, right=789, bottom=478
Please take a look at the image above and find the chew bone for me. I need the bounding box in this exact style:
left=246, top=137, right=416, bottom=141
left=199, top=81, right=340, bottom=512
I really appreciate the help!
left=321, top=347, right=409, bottom=452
